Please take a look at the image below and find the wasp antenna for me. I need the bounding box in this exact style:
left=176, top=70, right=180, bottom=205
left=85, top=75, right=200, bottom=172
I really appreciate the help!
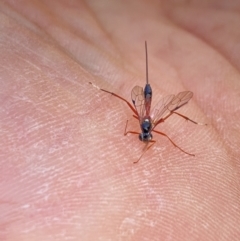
left=145, top=41, right=149, bottom=85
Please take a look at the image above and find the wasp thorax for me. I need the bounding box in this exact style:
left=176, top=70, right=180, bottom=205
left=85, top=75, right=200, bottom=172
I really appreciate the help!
left=139, top=119, right=152, bottom=142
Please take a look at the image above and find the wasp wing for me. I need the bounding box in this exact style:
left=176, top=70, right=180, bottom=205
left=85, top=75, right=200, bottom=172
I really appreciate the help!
left=150, top=94, right=175, bottom=123
left=151, top=91, right=193, bottom=125
left=131, top=86, right=146, bottom=120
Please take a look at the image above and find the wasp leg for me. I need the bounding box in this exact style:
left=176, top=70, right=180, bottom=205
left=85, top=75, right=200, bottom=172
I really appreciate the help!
left=152, top=130, right=195, bottom=157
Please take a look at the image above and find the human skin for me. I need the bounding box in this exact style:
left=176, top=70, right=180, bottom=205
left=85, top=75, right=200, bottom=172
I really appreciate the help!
left=0, top=0, right=240, bottom=240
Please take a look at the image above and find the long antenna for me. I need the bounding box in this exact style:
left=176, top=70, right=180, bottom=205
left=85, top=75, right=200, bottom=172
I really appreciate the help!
left=145, top=41, right=149, bottom=84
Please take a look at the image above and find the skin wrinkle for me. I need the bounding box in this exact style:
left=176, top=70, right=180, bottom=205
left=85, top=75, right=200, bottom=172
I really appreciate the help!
left=163, top=5, right=240, bottom=71
left=162, top=4, right=240, bottom=167
left=0, top=0, right=240, bottom=241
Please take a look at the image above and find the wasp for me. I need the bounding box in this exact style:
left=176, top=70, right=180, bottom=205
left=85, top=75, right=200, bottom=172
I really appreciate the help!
left=90, top=42, right=205, bottom=163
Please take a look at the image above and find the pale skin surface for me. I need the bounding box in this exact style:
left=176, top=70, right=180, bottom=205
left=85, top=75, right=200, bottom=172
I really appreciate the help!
left=0, top=0, right=240, bottom=240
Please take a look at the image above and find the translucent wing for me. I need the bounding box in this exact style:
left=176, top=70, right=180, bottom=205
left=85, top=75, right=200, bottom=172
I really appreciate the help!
left=131, top=86, right=145, bottom=120
left=150, top=94, right=175, bottom=123
left=151, top=91, right=193, bottom=125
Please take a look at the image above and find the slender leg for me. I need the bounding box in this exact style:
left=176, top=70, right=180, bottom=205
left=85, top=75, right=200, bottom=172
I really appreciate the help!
left=133, top=140, right=156, bottom=163
left=154, top=111, right=206, bottom=128
left=124, top=120, right=139, bottom=136
left=89, top=82, right=138, bottom=116
left=171, top=112, right=206, bottom=125
left=152, top=129, right=195, bottom=157
left=124, top=120, right=156, bottom=163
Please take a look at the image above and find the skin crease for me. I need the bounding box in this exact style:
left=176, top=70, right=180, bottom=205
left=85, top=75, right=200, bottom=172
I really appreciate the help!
left=0, top=0, right=240, bottom=240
